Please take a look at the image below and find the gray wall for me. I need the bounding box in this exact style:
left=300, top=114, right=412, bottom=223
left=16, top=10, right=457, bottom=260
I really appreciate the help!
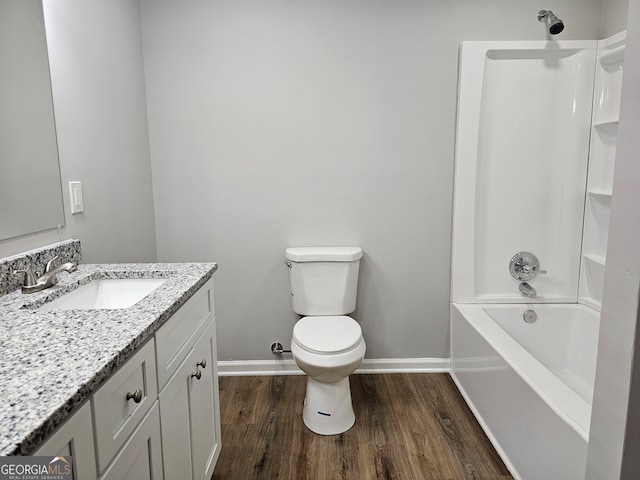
left=0, top=0, right=157, bottom=264
left=601, top=0, right=630, bottom=37
left=141, top=0, right=602, bottom=362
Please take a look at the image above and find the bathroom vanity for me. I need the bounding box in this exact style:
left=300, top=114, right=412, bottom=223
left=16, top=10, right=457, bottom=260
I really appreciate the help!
left=0, top=260, right=220, bottom=479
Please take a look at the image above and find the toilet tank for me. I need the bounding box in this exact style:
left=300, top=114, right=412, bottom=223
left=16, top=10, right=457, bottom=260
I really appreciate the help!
left=285, top=247, right=363, bottom=316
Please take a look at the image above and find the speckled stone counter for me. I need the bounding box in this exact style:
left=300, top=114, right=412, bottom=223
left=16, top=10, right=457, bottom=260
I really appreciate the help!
left=0, top=262, right=218, bottom=456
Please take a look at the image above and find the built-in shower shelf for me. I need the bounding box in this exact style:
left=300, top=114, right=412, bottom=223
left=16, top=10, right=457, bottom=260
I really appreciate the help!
left=594, top=120, right=619, bottom=129
left=588, top=189, right=613, bottom=198
left=599, top=45, right=625, bottom=66
left=578, top=31, right=625, bottom=312
left=580, top=297, right=602, bottom=310
left=583, top=253, right=606, bottom=267
left=582, top=254, right=606, bottom=308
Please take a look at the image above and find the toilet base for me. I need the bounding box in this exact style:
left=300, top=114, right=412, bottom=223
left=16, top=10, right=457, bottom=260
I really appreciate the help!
left=302, top=377, right=355, bottom=435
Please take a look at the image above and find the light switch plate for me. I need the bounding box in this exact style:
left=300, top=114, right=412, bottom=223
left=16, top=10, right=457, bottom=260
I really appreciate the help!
left=69, top=181, right=84, bottom=214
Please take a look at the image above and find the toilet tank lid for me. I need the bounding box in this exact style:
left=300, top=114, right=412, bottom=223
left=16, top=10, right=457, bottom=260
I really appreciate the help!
left=285, top=247, right=363, bottom=262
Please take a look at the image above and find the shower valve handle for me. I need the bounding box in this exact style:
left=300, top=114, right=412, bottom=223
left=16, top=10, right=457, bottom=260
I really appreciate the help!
left=509, top=252, right=546, bottom=281
left=522, top=264, right=547, bottom=275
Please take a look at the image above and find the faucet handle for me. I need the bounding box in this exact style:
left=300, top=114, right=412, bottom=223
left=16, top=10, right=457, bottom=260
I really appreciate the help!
left=44, top=255, right=60, bottom=273
left=13, top=269, right=38, bottom=287
left=523, top=263, right=547, bottom=275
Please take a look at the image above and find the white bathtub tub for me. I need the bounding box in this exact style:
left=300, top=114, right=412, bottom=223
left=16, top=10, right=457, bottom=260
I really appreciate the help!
left=450, top=303, right=600, bottom=480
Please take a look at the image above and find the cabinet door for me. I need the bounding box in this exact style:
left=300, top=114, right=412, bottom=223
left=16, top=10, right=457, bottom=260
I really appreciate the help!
left=190, top=320, right=221, bottom=480
left=159, top=320, right=221, bottom=480
left=34, top=402, right=97, bottom=480
left=158, top=351, right=195, bottom=480
left=99, top=403, right=163, bottom=480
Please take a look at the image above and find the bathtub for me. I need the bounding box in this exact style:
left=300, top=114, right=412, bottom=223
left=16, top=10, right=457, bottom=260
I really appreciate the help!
left=450, top=303, right=600, bottom=480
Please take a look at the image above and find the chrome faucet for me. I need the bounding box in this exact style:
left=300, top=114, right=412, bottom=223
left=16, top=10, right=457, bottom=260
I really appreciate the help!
left=519, top=282, right=537, bottom=298
left=510, top=252, right=546, bottom=298
left=14, top=256, right=77, bottom=294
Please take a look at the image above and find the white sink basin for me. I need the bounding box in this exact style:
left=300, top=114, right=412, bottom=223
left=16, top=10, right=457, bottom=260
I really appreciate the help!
left=39, top=278, right=166, bottom=310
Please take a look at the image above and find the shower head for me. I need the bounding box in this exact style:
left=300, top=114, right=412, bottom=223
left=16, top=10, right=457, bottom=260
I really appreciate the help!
left=537, top=10, right=564, bottom=35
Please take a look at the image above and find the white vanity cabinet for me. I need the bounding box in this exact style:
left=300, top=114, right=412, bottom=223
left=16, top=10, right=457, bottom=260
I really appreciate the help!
left=31, top=277, right=220, bottom=480
left=156, top=278, right=221, bottom=480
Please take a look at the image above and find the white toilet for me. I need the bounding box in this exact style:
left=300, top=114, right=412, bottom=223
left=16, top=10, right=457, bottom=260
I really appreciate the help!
left=285, top=246, right=366, bottom=435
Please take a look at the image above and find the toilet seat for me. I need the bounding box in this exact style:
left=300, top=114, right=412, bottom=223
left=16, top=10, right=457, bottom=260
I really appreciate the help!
left=293, top=316, right=362, bottom=354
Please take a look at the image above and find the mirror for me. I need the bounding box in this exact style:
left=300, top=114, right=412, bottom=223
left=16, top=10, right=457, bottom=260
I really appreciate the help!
left=0, top=0, right=64, bottom=240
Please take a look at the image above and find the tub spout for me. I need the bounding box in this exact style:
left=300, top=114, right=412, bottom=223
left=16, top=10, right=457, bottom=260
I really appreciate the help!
left=519, top=282, right=537, bottom=298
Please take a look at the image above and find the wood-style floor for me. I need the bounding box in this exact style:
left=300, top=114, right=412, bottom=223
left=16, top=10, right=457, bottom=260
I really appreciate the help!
left=212, top=373, right=512, bottom=480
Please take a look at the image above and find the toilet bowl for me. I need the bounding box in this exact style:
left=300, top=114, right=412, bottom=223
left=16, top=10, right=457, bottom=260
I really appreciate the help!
left=291, top=315, right=366, bottom=435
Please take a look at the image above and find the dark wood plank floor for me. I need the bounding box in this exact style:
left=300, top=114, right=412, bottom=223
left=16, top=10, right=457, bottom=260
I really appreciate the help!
left=212, top=373, right=512, bottom=480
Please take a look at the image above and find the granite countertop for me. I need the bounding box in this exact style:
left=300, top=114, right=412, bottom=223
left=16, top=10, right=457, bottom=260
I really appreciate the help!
left=0, top=262, right=218, bottom=456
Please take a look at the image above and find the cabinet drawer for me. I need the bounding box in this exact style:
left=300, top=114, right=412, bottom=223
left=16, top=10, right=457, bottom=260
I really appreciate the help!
left=93, top=340, right=158, bottom=473
left=155, top=279, right=214, bottom=389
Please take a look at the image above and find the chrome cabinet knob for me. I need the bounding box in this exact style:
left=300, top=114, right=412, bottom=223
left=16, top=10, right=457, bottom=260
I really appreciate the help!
left=197, top=359, right=207, bottom=369
left=191, top=370, right=202, bottom=380
left=126, top=389, right=143, bottom=403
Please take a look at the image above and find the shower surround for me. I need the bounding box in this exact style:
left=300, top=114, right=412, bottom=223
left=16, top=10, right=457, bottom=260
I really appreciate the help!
left=450, top=33, right=625, bottom=480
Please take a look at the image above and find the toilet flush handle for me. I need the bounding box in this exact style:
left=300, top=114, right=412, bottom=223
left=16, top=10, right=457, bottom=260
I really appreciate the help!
left=285, top=261, right=292, bottom=269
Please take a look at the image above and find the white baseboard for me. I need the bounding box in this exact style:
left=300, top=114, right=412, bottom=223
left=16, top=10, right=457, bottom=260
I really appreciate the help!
left=217, top=357, right=450, bottom=377
left=218, top=359, right=302, bottom=376
left=356, top=357, right=450, bottom=374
